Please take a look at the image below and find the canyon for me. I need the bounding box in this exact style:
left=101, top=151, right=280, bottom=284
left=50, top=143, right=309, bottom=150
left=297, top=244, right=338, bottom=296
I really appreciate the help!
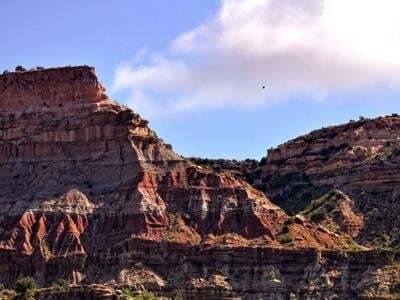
left=0, top=66, right=400, bottom=299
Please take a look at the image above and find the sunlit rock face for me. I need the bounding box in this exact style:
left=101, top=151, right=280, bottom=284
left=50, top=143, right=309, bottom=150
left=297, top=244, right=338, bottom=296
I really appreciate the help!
left=256, top=115, right=400, bottom=248
left=2, top=66, right=398, bottom=299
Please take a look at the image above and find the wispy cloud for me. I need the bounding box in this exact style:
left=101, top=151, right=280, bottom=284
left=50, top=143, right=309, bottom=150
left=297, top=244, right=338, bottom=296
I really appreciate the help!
left=113, top=0, right=400, bottom=115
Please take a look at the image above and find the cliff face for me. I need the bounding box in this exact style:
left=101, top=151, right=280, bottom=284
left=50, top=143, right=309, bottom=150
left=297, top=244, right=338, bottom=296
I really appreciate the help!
left=258, top=116, right=400, bottom=248
left=0, top=66, right=107, bottom=112
left=26, top=245, right=400, bottom=299
left=0, top=66, right=366, bottom=298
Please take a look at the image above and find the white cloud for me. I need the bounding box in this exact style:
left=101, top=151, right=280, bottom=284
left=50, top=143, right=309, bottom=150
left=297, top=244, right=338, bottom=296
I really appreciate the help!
left=113, top=0, right=400, bottom=115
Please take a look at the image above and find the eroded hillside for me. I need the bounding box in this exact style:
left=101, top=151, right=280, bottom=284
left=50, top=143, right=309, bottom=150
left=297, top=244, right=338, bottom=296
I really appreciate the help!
left=0, top=66, right=399, bottom=299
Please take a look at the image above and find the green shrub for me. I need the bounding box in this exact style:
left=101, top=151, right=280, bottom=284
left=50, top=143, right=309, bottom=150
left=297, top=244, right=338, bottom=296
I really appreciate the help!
left=0, top=283, right=4, bottom=291
left=120, top=290, right=158, bottom=300
left=120, top=286, right=134, bottom=299
left=259, top=157, right=267, bottom=166
left=134, top=292, right=158, bottom=300
left=214, top=165, right=222, bottom=173
left=328, top=188, right=341, bottom=198
left=52, top=278, right=69, bottom=291
left=392, top=147, right=400, bottom=158
left=269, top=173, right=290, bottom=188
left=281, top=224, right=291, bottom=234
left=324, top=202, right=336, bottom=213
left=15, top=66, right=27, bottom=72
left=309, top=211, right=326, bottom=223
left=173, top=289, right=184, bottom=300
left=14, top=277, right=37, bottom=297
left=285, top=217, right=295, bottom=225
left=279, top=233, right=294, bottom=244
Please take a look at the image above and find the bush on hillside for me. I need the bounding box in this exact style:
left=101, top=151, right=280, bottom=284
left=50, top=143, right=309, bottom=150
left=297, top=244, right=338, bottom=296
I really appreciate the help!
left=14, top=277, right=37, bottom=297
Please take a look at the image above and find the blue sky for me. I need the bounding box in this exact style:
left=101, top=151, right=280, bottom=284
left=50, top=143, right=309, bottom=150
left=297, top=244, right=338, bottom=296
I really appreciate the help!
left=2, top=1, right=400, bottom=159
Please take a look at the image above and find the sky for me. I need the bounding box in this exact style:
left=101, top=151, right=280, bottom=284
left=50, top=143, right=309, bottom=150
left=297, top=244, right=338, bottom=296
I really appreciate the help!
left=2, top=0, right=400, bottom=159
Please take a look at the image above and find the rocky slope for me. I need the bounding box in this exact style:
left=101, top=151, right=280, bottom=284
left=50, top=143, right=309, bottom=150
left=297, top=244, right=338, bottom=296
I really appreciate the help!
left=299, top=189, right=364, bottom=238
left=2, top=245, right=400, bottom=300
left=0, top=66, right=377, bottom=299
left=195, top=116, right=400, bottom=251
left=254, top=115, right=400, bottom=250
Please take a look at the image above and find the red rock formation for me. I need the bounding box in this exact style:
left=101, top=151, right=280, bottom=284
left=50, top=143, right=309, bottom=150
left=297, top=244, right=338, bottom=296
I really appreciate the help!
left=299, top=189, right=364, bottom=238
left=0, top=66, right=106, bottom=112
left=256, top=115, right=400, bottom=248
left=28, top=243, right=400, bottom=299
left=0, top=66, right=376, bottom=298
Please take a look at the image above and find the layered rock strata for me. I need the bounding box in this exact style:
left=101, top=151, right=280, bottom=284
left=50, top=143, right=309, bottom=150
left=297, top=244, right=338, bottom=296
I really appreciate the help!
left=0, top=66, right=363, bottom=297
left=258, top=116, right=400, bottom=248
left=3, top=243, right=399, bottom=299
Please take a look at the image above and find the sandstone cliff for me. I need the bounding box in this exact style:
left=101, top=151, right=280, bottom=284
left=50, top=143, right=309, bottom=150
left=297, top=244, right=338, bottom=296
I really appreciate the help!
left=0, top=66, right=373, bottom=300
left=255, top=115, right=400, bottom=250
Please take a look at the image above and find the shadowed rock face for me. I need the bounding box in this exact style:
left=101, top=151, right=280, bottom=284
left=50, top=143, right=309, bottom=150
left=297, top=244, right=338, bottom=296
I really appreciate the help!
left=0, top=66, right=359, bottom=294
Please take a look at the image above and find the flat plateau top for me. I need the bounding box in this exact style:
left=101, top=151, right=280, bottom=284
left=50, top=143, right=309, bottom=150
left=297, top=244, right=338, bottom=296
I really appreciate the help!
left=0, top=65, right=105, bottom=112
left=0, top=65, right=95, bottom=79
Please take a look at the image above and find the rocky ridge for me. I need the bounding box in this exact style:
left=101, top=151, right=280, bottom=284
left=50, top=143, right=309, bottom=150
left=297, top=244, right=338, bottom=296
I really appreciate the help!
left=0, top=66, right=399, bottom=299
left=193, top=116, right=400, bottom=251
left=253, top=116, right=400, bottom=249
